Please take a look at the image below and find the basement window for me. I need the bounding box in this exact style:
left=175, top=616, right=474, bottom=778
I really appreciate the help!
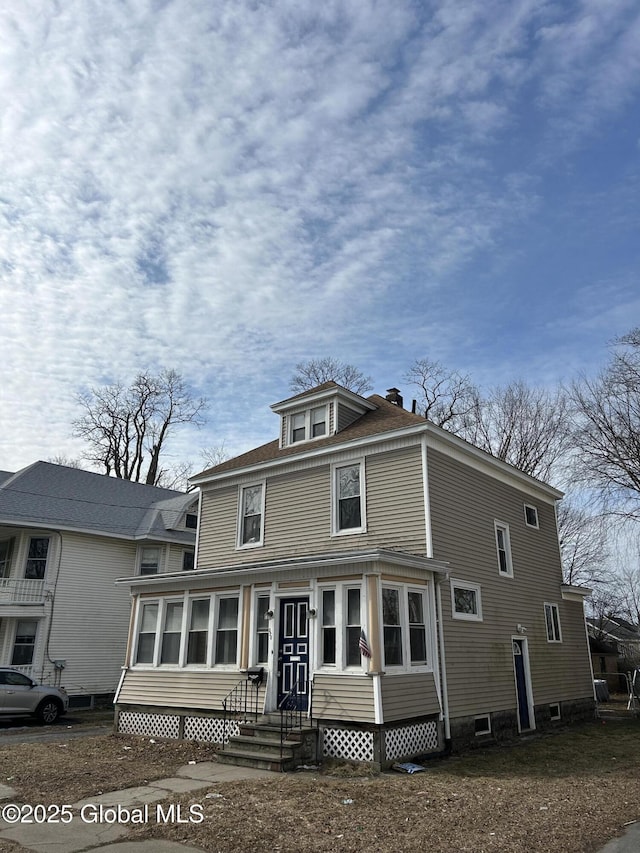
left=474, top=715, right=491, bottom=736
left=549, top=703, right=561, bottom=721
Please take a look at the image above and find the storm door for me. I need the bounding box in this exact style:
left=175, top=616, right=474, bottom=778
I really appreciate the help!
left=277, top=597, right=309, bottom=711
left=513, top=638, right=533, bottom=731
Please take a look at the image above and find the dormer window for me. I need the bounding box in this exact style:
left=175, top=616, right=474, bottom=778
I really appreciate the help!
left=289, top=405, right=328, bottom=444
left=311, top=406, right=326, bottom=437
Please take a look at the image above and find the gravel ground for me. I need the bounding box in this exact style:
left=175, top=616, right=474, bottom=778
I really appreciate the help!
left=1, top=718, right=639, bottom=853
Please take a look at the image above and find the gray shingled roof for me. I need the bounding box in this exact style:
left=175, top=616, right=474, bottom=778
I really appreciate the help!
left=0, top=462, right=197, bottom=543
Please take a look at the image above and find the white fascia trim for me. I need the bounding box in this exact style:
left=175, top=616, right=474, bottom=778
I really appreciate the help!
left=561, top=584, right=592, bottom=601
left=115, top=548, right=450, bottom=587
left=271, top=386, right=377, bottom=414
left=191, top=420, right=563, bottom=503
left=190, top=425, right=429, bottom=486
left=0, top=518, right=194, bottom=547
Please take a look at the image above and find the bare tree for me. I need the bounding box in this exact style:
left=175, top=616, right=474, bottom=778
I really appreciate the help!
left=465, top=382, right=571, bottom=482
left=73, top=369, right=207, bottom=486
left=47, top=456, right=84, bottom=469
left=557, top=500, right=609, bottom=587
left=200, top=443, right=230, bottom=469
left=403, top=358, right=478, bottom=430
left=570, top=329, right=640, bottom=519
left=290, top=358, right=372, bottom=395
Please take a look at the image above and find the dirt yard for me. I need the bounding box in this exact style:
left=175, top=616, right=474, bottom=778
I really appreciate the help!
left=1, top=718, right=639, bottom=853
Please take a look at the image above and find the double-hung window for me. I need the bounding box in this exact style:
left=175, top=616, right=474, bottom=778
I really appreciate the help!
left=495, top=522, right=513, bottom=577
left=160, top=602, right=183, bottom=664
left=320, top=585, right=363, bottom=669
left=544, top=603, right=562, bottom=642
left=187, top=599, right=210, bottom=664
left=11, top=620, right=38, bottom=666
left=24, top=537, right=49, bottom=580
left=238, top=483, right=264, bottom=547
left=0, top=538, right=13, bottom=578
left=136, top=603, right=159, bottom=664
left=382, top=586, right=430, bottom=669
left=290, top=406, right=327, bottom=443
left=332, top=461, right=365, bottom=534
left=215, top=597, right=239, bottom=664
left=139, top=547, right=160, bottom=575
left=134, top=593, right=240, bottom=667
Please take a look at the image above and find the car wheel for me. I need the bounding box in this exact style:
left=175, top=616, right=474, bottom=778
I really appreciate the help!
left=36, top=699, right=62, bottom=725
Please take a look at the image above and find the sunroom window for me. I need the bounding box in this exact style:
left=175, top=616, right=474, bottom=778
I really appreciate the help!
left=0, top=538, right=14, bottom=578
left=136, top=603, right=158, bottom=664
left=215, top=597, right=239, bottom=664
left=187, top=599, right=210, bottom=664
left=160, top=602, right=183, bottom=663
left=382, top=586, right=430, bottom=669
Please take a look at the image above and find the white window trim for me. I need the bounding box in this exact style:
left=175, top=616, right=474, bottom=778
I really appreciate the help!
left=138, top=545, right=161, bottom=576
left=252, top=590, right=273, bottom=667
left=549, top=702, right=561, bottom=721
left=524, top=504, right=539, bottom=529
left=494, top=521, right=513, bottom=578
left=451, top=579, right=483, bottom=622
left=380, top=583, right=432, bottom=672
left=474, top=714, right=492, bottom=736
left=331, top=459, right=367, bottom=536
left=287, top=404, right=329, bottom=446
left=236, top=481, right=266, bottom=549
left=317, top=582, right=367, bottom=672
left=132, top=592, right=241, bottom=670
left=544, top=602, right=562, bottom=643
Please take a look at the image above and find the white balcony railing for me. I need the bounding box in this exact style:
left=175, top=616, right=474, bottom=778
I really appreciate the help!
left=0, top=577, right=46, bottom=604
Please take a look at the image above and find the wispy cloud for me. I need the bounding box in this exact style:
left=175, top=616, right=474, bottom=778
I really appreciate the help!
left=0, top=0, right=638, bottom=470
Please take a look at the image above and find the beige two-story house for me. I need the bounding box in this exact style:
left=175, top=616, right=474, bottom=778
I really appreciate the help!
left=114, top=383, right=594, bottom=763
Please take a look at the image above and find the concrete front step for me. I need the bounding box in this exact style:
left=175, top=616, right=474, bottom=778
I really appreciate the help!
left=227, top=734, right=301, bottom=755
left=217, top=747, right=296, bottom=772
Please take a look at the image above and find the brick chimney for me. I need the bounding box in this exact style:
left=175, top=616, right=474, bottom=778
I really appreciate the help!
left=385, top=388, right=403, bottom=408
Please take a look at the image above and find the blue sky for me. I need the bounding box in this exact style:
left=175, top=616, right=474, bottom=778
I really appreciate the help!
left=1, top=0, right=639, bottom=476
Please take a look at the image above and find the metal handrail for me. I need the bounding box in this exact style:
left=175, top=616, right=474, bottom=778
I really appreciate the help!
left=278, top=678, right=311, bottom=760
left=221, top=677, right=262, bottom=748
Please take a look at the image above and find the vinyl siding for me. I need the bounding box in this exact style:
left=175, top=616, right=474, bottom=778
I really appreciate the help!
left=428, top=448, right=593, bottom=720
left=196, top=445, right=427, bottom=569
left=312, top=673, right=375, bottom=723
left=165, top=543, right=193, bottom=574
left=117, top=668, right=245, bottom=709
left=380, top=672, right=441, bottom=721
left=44, top=532, right=134, bottom=696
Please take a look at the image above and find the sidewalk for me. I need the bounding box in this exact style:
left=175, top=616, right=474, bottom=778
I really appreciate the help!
left=0, top=761, right=275, bottom=853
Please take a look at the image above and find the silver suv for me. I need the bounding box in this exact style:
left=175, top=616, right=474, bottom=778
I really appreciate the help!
left=0, top=668, right=69, bottom=724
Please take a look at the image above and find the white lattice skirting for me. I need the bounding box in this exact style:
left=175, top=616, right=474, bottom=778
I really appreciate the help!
left=117, top=711, right=239, bottom=743
left=184, top=716, right=239, bottom=743
left=385, top=721, right=439, bottom=761
left=322, top=728, right=375, bottom=763
left=117, top=711, right=180, bottom=739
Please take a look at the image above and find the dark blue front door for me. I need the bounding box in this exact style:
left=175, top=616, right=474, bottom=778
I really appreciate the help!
left=277, top=597, right=309, bottom=711
left=513, top=639, right=531, bottom=730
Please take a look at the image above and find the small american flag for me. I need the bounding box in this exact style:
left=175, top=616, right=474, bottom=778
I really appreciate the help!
left=358, top=630, right=372, bottom=658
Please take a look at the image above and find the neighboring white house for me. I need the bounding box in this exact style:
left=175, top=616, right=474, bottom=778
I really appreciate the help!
left=0, top=462, right=197, bottom=705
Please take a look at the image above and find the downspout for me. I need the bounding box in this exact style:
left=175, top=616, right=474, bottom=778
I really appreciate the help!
left=44, top=531, right=64, bottom=686
left=422, top=436, right=451, bottom=751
